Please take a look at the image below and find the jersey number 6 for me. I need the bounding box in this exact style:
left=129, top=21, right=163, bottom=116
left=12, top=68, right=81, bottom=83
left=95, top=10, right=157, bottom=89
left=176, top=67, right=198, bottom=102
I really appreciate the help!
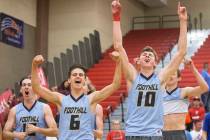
left=70, top=115, right=80, bottom=130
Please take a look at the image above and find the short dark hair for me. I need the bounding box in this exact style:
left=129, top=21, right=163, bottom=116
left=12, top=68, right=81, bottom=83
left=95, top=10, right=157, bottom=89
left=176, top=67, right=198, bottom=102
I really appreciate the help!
left=140, top=46, right=158, bottom=62
left=19, top=76, right=31, bottom=86
left=68, top=64, right=87, bottom=78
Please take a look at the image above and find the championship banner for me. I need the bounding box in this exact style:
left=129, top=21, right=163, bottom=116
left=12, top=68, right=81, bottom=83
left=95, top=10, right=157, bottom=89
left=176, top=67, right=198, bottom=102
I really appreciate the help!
left=0, top=89, right=12, bottom=114
left=0, top=13, right=24, bottom=48
left=37, top=67, right=48, bottom=88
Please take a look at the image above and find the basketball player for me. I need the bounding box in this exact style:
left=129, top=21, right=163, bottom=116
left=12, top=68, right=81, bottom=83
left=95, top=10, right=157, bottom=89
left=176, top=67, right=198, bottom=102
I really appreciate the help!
left=163, top=59, right=208, bottom=140
left=3, top=77, right=58, bottom=140
left=31, top=52, right=121, bottom=140
left=111, top=0, right=187, bottom=139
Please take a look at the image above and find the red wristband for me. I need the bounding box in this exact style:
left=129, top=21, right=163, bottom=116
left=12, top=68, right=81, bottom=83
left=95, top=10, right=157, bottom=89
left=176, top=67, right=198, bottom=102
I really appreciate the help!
left=113, top=13, right=120, bottom=21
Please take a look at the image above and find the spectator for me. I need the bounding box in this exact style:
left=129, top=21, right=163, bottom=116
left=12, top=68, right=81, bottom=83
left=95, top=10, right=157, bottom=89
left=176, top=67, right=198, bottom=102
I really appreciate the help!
left=106, top=120, right=125, bottom=140
left=189, top=96, right=205, bottom=121
left=0, top=100, right=11, bottom=128
left=202, top=113, right=210, bottom=140
left=190, top=120, right=203, bottom=140
left=186, top=112, right=193, bottom=131
left=57, top=80, right=69, bottom=95
left=201, top=62, right=210, bottom=112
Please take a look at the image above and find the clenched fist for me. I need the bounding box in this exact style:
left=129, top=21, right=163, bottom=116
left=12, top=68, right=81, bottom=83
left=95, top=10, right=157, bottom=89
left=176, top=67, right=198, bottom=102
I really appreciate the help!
left=111, top=0, right=121, bottom=21
left=177, top=2, right=187, bottom=21
left=32, top=55, right=45, bottom=66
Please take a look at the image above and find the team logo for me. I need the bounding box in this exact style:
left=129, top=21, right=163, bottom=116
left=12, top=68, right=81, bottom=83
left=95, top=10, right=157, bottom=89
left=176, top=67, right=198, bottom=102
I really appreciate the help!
left=1, top=17, right=22, bottom=38
left=0, top=13, right=24, bottom=48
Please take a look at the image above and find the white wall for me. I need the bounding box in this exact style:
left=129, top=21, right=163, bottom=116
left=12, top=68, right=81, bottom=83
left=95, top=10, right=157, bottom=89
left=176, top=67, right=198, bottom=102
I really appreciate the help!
left=144, top=0, right=210, bottom=29
left=0, top=0, right=37, bottom=27
left=95, top=0, right=144, bottom=53
left=48, top=0, right=144, bottom=61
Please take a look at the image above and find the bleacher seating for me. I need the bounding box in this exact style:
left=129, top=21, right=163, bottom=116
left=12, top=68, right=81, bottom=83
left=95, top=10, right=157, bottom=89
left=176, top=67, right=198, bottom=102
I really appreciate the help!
left=180, top=36, right=210, bottom=87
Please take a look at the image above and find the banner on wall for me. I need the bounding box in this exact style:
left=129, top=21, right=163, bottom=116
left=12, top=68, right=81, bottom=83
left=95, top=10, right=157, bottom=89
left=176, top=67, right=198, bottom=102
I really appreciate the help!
left=0, top=13, right=24, bottom=48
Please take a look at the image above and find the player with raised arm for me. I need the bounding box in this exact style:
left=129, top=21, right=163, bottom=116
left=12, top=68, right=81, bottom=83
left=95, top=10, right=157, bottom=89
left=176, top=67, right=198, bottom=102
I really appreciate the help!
left=31, top=52, right=121, bottom=140
left=163, top=59, right=208, bottom=140
left=111, top=0, right=187, bottom=139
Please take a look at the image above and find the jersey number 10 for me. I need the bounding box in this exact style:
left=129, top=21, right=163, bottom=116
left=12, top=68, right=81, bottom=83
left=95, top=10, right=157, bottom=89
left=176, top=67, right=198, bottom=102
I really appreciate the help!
left=137, top=91, right=156, bottom=107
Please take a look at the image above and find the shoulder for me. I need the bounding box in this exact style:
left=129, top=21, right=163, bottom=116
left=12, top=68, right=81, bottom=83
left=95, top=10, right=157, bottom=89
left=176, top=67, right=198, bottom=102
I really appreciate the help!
left=42, top=103, right=51, bottom=110
left=96, top=104, right=103, bottom=113
left=96, top=104, right=103, bottom=109
left=10, top=106, right=16, bottom=113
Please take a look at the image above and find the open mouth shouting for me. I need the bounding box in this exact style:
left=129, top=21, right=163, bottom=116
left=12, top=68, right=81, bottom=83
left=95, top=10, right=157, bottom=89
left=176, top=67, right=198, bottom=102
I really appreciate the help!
left=75, top=79, right=82, bottom=84
left=25, top=91, right=29, bottom=95
left=144, top=58, right=150, bottom=63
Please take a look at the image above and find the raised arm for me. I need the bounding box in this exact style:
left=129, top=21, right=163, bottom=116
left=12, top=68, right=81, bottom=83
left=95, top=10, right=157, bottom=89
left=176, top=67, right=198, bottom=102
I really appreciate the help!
left=3, top=107, right=27, bottom=140
left=25, top=104, right=58, bottom=137
left=90, top=51, right=121, bottom=104
left=31, top=55, right=62, bottom=108
left=112, top=0, right=137, bottom=83
left=181, top=59, right=208, bottom=98
left=159, top=2, right=187, bottom=85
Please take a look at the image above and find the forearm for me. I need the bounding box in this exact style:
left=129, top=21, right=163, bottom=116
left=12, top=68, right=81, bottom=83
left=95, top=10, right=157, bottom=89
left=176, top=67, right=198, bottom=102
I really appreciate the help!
left=159, top=20, right=187, bottom=83
left=191, top=64, right=208, bottom=92
left=31, top=64, right=60, bottom=104
left=92, top=62, right=122, bottom=103
left=177, top=20, right=187, bottom=55
left=3, top=131, right=20, bottom=139
left=113, top=21, right=123, bottom=50
left=31, top=64, right=42, bottom=94
left=112, top=61, right=121, bottom=90
left=36, top=127, right=58, bottom=137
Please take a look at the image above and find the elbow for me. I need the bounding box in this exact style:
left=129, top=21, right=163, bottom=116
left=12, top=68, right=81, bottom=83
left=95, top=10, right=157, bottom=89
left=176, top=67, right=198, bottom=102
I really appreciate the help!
left=113, top=81, right=121, bottom=90
left=114, top=42, right=123, bottom=50
left=201, top=84, right=209, bottom=93
left=51, top=128, right=59, bottom=137
left=3, top=131, right=8, bottom=138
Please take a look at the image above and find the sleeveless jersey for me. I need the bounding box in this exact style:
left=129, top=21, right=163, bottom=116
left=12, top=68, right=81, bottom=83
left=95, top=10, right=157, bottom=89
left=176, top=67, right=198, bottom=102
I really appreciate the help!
left=58, top=94, right=94, bottom=140
left=126, top=73, right=164, bottom=136
left=163, top=88, right=189, bottom=115
left=15, top=101, right=47, bottom=140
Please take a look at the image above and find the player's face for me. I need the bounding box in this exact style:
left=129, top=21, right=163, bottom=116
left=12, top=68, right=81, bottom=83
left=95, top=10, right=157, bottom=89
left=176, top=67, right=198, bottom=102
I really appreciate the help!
left=69, top=68, right=86, bottom=90
left=139, top=51, right=156, bottom=69
left=20, top=79, right=34, bottom=99
left=166, top=72, right=180, bottom=86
